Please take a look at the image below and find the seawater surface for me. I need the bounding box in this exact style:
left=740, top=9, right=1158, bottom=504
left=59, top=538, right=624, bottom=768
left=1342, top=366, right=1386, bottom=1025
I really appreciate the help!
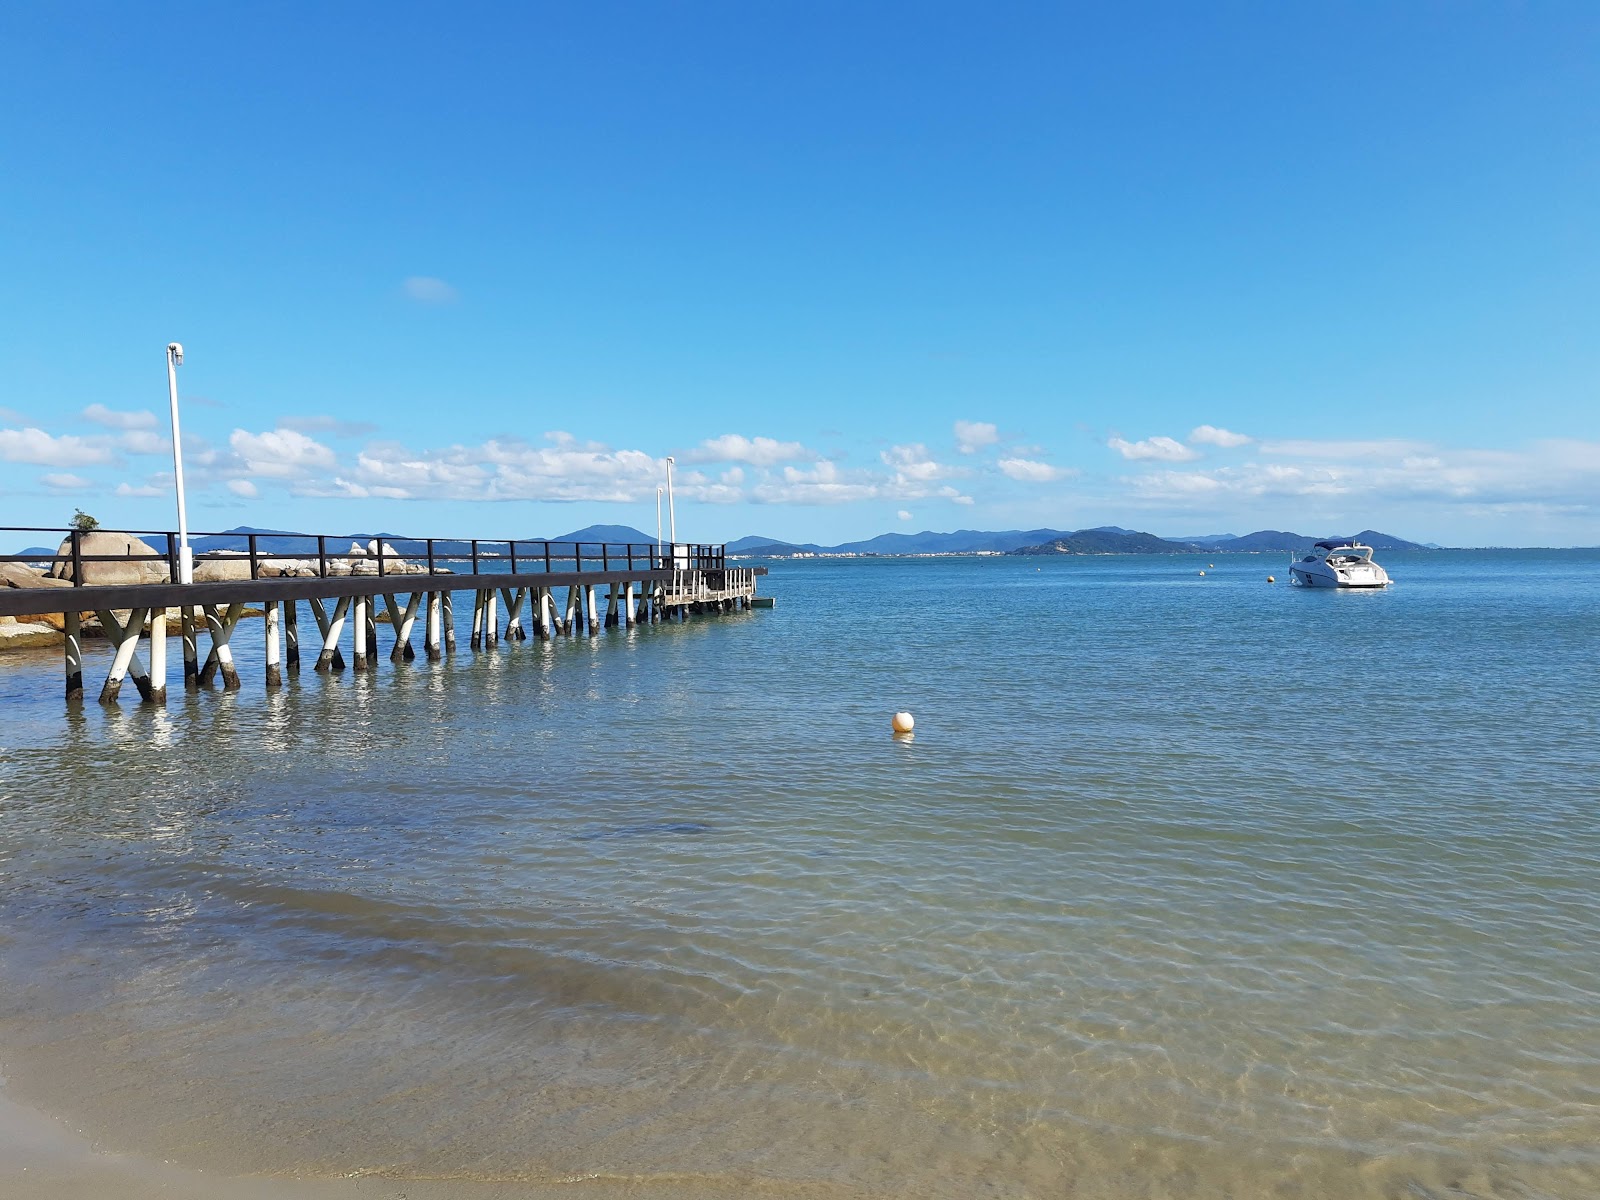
left=1, top=551, right=1597, bottom=1199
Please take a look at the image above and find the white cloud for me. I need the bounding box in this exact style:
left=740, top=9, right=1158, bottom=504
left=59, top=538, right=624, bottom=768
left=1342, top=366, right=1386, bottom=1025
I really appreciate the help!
left=753, top=460, right=882, bottom=505
left=229, top=428, right=338, bottom=478
left=41, top=472, right=92, bottom=490
left=897, top=510, right=912, bottom=521
left=1123, top=437, right=1600, bottom=511
left=954, top=420, right=1000, bottom=454
left=998, top=457, right=1075, bottom=483
left=115, top=482, right=165, bottom=498
left=1189, top=425, right=1253, bottom=448
left=227, top=479, right=259, bottom=498
left=0, top=427, right=116, bottom=467
left=1108, top=434, right=1199, bottom=462
left=119, top=430, right=170, bottom=455
left=1258, top=438, right=1430, bottom=460
left=82, top=404, right=158, bottom=431
left=403, top=276, right=459, bottom=304
left=690, top=433, right=811, bottom=466
left=881, top=443, right=967, bottom=483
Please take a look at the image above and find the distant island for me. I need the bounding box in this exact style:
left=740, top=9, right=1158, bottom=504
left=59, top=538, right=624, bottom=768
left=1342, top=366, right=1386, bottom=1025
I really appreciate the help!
left=727, top=527, right=1433, bottom=558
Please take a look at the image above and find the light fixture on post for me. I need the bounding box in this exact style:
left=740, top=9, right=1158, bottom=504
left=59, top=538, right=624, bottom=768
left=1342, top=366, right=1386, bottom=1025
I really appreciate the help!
left=165, top=342, right=193, bottom=585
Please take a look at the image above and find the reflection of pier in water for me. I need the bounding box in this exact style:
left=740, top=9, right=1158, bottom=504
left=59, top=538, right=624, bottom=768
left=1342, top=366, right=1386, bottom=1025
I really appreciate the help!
left=0, top=527, right=765, bottom=705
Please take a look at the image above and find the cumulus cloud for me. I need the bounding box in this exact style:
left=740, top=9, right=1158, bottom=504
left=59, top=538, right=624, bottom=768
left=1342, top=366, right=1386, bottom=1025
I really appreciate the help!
left=753, top=460, right=882, bottom=505
left=1123, top=437, right=1600, bottom=511
left=0, top=427, right=116, bottom=467
left=690, top=433, right=811, bottom=466
left=998, top=458, right=1075, bottom=483
left=115, top=482, right=165, bottom=498
left=83, top=404, right=158, bottom=430
left=1108, top=434, right=1199, bottom=462
left=119, top=429, right=170, bottom=455
left=1189, top=425, right=1252, bottom=448
left=897, top=510, right=912, bottom=521
left=881, top=443, right=967, bottom=483
left=954, top=420, right=1000, bottom=454
left=41, top=472, right=92, bottom=490
left=230, top=428, right=339, bottom=478
left=403, top=276, right=459, bottom=304
left=227, top=479, right=259, bottom=498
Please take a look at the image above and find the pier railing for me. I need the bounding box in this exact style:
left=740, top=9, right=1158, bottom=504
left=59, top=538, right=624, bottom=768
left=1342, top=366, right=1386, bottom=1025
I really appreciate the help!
left=0, top=527, right=726, bottom=584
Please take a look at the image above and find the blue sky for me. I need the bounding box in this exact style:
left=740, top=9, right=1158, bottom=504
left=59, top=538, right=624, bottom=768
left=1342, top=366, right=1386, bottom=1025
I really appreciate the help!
left=2, top=2, right=1596, bottom=547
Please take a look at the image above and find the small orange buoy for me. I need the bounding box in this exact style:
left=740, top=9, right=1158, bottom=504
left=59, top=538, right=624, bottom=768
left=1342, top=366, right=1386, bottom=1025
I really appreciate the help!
left=1267, top=575, right=1276, bottom=583
left=891, top=711, right=915, bottom=734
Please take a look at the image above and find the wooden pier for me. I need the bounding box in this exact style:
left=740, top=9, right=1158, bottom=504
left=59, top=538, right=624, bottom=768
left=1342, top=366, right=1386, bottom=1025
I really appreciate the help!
left=0, top=527, right=766, bottom=705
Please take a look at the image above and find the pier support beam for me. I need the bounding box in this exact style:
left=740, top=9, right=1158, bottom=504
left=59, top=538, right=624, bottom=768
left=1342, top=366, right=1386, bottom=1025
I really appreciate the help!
left=95, top=608, right=153, bottom=704
left=352, top=595, right=368, bottom=671
left=149, top=606, right=167, bottom=704
left=486, top=589, right=499, bottom=646
left=442, top=591, right=456, bottom=653
left=198, top=603, right=244, bottom=690
left=535, top=588, right=553, bottom=639
left=181, top=606, right=200, bottom=691
left=64, top=610, right=83, bottom=702
left=265, top=600, right=283, bottom=689
left=470, top=590, right=484, bottom=649
left=585, top=585, right=599, bottom=634
left=425, top=592, right=442, bottom=661
left=284, top=601, right=300, bottom=673
left=311, top=596, right=350, bottom=671
left=384, top=592, right=421, bottom=662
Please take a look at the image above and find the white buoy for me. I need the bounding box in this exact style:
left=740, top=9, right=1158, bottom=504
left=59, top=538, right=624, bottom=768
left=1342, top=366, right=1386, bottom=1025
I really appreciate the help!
left=1267, top=575, right=1276, bottom=583
left=1198, top=570, right=1206, bottom=576
left=891, top=711, right=915, bottom=734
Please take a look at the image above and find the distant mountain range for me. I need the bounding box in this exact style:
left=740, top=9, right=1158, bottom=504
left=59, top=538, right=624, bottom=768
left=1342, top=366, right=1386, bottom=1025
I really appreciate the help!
left=8, top=523, right=1435, bottom=561
left=729, top=526, right=1432, bottom=556
left=183, top=524, right=662, bottom=558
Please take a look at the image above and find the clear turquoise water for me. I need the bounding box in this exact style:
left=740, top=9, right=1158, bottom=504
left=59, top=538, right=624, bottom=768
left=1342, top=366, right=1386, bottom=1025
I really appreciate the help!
left=1, top=551, right=1597, bottom=1198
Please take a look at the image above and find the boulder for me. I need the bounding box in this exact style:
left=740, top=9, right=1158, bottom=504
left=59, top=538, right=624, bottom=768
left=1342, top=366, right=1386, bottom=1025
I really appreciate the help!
left=192, top=557, right=255, bottom=583
left=2, top=562, right=72, bottom=591
left=0, top=620, right=63, bottom=649
left=367, top=540, right=400, bottom=559
left=47, top=532, right=170, bottom=586
left=3, top=560, right=80, bottom=628
left=348, top=541, right=367, bottom=556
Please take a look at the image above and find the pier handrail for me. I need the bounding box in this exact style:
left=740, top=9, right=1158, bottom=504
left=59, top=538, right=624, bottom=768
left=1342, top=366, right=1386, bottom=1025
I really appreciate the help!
left=0, top=526, right=727, bottom=585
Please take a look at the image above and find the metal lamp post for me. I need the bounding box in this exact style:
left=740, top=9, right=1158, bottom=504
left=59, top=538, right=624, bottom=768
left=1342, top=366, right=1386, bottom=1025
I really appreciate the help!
left=656, top=486, right=664, bottom=565
left=165, top=342, right=193, bottom=584
left=664, top=456, right=677, bottom=562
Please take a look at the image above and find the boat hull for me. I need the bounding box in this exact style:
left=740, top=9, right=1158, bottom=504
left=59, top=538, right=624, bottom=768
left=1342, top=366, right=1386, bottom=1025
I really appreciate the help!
left=1290, top=564, right=1390, bottom=588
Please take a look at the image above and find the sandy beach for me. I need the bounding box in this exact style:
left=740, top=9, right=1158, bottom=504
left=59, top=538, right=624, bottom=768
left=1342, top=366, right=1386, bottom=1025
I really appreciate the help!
left=0, top=1080, right=865, bottom=1200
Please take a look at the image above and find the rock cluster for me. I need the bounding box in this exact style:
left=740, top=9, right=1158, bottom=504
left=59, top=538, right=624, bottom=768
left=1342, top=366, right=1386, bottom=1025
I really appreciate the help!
left=193, top=538, right=450, bottom=579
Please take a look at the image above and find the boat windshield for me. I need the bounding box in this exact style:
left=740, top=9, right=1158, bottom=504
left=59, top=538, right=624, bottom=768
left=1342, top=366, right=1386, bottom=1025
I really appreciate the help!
left=1329, top=548, right=1373, bottom=564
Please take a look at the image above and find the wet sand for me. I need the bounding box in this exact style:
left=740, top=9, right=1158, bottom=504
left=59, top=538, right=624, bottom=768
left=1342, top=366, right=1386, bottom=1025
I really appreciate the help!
left=0, top=1082, right=865, bottom=1200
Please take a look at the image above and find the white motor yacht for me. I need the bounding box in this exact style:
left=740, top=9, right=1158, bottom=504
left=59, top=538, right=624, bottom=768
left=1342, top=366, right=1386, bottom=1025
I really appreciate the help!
left=1289, top=540, right=1391, bottom=588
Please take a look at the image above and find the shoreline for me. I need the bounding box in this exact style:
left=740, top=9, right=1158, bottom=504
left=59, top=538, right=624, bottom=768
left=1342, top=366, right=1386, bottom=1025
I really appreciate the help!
left=0, top=1077, right=851, bottom=1200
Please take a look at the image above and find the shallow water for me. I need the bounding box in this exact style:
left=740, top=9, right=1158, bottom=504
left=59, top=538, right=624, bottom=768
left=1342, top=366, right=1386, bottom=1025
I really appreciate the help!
left=1, top=551, right=1597, bottom=1198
